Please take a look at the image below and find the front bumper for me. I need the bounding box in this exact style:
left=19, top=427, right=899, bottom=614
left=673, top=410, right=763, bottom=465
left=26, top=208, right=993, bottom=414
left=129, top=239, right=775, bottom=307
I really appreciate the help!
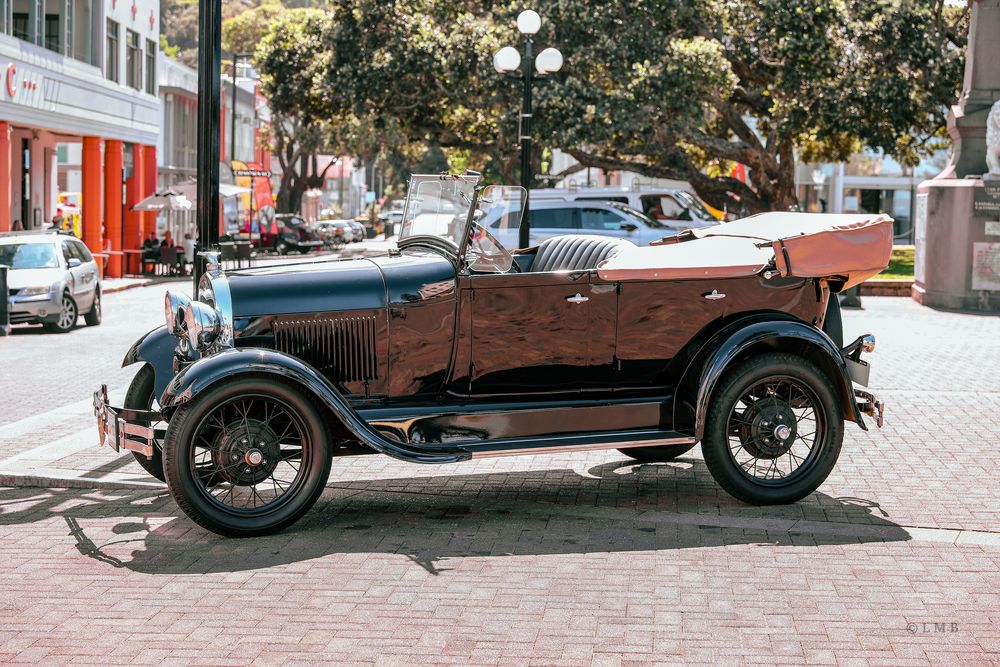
left=8, top=293, right=60, bottom=324
left=93, top=385, right=163, bottom=458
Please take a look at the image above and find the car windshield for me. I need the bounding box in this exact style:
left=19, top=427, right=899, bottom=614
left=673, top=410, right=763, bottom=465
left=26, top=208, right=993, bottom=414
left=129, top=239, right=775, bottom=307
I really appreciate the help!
left=0, top=242, right=60, bottom=269
left=466, top=186, right=525, bottom=273
left=399, top=174, right=480, bottom=247
left=608, top=202, right=667, bottom=228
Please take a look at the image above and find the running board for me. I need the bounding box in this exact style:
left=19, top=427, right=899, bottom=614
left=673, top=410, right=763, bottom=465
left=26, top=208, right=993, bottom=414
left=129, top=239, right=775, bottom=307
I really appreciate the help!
left=460, top=430, right=696, bottom=459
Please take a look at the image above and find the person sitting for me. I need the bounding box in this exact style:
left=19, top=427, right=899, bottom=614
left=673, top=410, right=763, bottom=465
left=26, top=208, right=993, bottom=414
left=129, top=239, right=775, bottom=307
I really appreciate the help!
left=141, top=232, right=160, bottom=273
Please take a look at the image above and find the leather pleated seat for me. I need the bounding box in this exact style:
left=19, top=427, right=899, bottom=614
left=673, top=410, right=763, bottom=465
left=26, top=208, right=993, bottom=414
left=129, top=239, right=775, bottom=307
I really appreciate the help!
left=531, top=235, right=636, bottom=273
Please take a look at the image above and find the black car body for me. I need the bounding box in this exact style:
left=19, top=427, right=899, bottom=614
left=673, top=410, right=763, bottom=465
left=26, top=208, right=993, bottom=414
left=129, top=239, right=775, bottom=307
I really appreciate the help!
left=94, top=172, right=888, bottom=536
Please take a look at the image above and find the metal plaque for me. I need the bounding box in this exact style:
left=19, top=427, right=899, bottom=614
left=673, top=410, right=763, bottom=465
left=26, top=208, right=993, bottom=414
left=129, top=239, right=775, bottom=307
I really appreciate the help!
left=974, top=182, right=1000, bottom=218
left=971, top=242, right=1000, bottom=291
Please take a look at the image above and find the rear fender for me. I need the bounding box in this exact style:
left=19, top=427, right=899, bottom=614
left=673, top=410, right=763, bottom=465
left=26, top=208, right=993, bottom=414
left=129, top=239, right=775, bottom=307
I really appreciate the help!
left=159, top=347, right=471, bottom=464
left=680, top=318, right=865, bottom=440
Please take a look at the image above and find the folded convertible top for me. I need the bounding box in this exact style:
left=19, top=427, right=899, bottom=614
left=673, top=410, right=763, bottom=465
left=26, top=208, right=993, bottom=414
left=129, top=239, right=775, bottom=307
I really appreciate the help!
left=597, top=211, right=893, bottom=289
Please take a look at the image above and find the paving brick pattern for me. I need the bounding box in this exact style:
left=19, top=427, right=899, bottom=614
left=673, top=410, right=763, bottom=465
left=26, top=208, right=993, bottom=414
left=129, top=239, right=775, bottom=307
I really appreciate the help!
left=0, top=292, right=997, bottom=664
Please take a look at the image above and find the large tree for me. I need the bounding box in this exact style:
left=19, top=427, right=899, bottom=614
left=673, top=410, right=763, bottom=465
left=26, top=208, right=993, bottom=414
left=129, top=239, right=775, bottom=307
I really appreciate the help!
left=250, top=0, right=967, bottom=213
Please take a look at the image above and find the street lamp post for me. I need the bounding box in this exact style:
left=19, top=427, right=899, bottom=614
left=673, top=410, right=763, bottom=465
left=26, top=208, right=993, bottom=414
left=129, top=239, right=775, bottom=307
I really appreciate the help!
left=494, top=9, right=564, bottom=249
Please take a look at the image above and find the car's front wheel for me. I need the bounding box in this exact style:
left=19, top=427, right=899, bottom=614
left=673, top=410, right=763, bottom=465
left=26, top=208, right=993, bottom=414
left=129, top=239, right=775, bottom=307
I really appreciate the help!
left=162, top=377, right=332, bottom=537
left=44, top=292, right=77, bottom=333
left=702, top=353, right=843, bottom=505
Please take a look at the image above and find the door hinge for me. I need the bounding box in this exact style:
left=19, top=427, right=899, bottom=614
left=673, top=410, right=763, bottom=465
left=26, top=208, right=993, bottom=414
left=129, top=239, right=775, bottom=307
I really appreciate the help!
left=616, top=283, right=622, bottom=295
left=613, top=356, right=622, bottom=372
left=468, top=361, right=475, bottom=393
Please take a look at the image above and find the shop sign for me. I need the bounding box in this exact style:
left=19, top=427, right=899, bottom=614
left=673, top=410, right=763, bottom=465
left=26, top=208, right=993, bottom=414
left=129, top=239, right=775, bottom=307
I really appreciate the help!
left=233, top=168, right=271, bottom=178
left=2, top=61, right=44, bottom=109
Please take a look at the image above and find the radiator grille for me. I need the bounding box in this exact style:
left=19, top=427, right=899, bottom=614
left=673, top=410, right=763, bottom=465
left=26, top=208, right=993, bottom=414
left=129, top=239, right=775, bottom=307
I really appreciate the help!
left=273, top=315, right=378, bottom=383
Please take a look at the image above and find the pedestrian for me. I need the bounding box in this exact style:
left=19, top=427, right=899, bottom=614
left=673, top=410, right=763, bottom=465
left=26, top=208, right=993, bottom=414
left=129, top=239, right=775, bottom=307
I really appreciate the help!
left=183, top=233, right=197, bottom=274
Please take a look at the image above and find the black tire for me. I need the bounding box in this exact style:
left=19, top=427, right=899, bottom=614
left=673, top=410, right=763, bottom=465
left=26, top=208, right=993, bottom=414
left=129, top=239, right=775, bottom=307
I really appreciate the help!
left=275, top=240, right=289, bottom=255
left=617, top=443, right=696, bottom=462
left=124, top=364, right=165, bottom=482
left=162, top=377, right=332, bottom=537
left=44, top=292, right=77, bottom=333
left=702, top=352, right=843, bottom=505
left=84, top=288, right=102, bottom=326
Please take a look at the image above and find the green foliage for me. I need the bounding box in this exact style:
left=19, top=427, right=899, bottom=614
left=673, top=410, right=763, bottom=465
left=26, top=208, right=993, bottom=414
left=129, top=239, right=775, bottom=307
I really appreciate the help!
left=247, top=0, right=966, bottom=211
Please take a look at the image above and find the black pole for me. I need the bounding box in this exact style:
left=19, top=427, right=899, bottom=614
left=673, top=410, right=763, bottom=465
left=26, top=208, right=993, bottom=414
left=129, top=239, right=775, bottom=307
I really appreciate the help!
left=0, top=265, right=10, bottom=336
left=518, top=37, right=534, bottom=249
left=230, top=55, right=238, bottom=165
left=194, top=0, right=222, bottom=290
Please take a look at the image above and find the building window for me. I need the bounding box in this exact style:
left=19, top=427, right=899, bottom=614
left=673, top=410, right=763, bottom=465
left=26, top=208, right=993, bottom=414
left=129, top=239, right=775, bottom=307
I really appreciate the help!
left=145, top=39, right=156, bottom=95
left=44, top=14, right=60, bottom=52
left=106, top=20, right=119, bottom=82
left=12, top=13, right=28, bottom=41
left=126, top=29, right=141, bottom=89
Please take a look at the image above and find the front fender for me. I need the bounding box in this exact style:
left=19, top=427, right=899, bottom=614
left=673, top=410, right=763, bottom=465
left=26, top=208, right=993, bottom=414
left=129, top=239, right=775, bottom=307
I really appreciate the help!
left=123, top=325, right=181, bottom=399
left=690, top=319, right=865, bottom=440
left=159, top=347, right=471, bottom=464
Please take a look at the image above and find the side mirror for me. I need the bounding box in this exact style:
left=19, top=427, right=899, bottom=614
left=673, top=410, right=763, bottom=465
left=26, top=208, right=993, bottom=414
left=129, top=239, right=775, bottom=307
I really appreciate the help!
left=620, top=222, right=639, bottom=232
left=67, top=258, right=82, bottom=268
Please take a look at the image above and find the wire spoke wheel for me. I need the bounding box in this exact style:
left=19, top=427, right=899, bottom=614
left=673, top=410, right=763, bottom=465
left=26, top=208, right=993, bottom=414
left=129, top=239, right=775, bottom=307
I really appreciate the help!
left=726, top=375, right=823, bottom=485
left=191, top=394, right=310, bottom=515
left=702, top=353, right=843, bottom=505
left=163, top=378, right=332, bottom=537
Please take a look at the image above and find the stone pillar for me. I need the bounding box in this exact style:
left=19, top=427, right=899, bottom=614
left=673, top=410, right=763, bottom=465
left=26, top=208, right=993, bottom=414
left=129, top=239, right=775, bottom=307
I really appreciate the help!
left=0, top=121, right=10, bottom=233
left=913, top=0, right=1000, bottom=311
left=81, top=136, right=103, bottom=256
left=123, top=145, right=145, bottom=275
left=142, top=144, right=157, bottom=237
left=104, top=140, right=124, bottom=278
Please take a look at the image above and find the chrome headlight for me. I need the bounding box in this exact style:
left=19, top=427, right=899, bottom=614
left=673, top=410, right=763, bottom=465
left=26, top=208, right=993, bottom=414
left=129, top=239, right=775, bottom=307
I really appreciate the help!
left=184, top=301, right=224, bottom=350
left=19, top=286, right=51, bottom=296
left=164, top=291, right=191, bottom=336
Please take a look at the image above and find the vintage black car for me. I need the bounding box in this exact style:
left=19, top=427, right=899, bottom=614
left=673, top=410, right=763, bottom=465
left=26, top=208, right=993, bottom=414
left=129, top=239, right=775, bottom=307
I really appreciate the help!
left=94, top=172, right=889, bottom=537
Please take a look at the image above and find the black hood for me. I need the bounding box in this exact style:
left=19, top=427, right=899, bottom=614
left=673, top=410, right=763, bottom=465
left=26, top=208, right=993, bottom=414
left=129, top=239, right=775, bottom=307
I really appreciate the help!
left=225, top=257, right=386, bottom=317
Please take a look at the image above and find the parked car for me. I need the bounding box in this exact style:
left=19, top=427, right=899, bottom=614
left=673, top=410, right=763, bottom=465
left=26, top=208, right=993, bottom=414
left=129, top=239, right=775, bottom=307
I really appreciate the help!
left=94, top=172, right=890, bottom=537
left=313, top=220, right=355, bottom=247
left=491, top=199, right=697, bottom=247
left=269, top=214, right=324, bottom=255
left=1, top=232, right=102, bottom=332
left=531, top=186, right=722, bottom=228
left=347, top=220, right=366, bottom=242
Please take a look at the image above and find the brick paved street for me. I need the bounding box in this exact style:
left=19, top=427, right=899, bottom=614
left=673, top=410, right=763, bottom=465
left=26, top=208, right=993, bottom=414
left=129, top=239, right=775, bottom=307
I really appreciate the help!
left=0, top=290, right=998, bottom=665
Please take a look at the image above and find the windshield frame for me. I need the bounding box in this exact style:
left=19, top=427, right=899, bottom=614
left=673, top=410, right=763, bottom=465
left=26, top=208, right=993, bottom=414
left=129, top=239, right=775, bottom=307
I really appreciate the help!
left=397, top=173, right=482, bottom=264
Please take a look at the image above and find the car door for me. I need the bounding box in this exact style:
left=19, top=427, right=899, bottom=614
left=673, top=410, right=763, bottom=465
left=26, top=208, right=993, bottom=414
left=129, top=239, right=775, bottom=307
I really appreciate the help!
left=465, top=270, right=617, bottom=397
left=60, top=240, right=87, bottom=303
left=579, top=206, right=637, bottom=243
left=70, top=240, right=99, bottom=309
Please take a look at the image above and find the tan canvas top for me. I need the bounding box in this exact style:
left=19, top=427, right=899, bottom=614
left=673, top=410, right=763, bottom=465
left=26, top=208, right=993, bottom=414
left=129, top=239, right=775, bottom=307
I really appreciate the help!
left=597, top=211, right=893, bottom=289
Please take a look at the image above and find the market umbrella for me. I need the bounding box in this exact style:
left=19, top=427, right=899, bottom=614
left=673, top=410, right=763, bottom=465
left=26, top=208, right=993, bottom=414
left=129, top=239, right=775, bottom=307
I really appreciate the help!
left=172, top=180, right=252, bottom=200
left=131, top=189, right=193, bottom=212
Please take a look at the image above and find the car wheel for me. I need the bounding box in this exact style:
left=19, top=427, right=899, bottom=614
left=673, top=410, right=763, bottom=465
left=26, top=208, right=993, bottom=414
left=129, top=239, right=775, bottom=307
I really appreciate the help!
left=124, top=364, right=166, bottom=482
left=617, top=443, right=696, bottom=462
left=276, top=241, right=289, bottom=255
left=701, top=352, right=843, bottom=505
left=84, top=288, right=102, bottom=326
left=299, top=248, right=310, bottom=255
left=162, top=377, right=332, bottom=537
left=45, top=292, right=78, bottom=333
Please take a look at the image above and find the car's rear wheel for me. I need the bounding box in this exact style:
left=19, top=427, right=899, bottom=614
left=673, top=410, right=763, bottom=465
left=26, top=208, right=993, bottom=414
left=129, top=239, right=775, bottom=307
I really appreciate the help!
left=702, top=353, right=843, bottom=505
left=275, top=240, right=289, bottom=255
left=84, top=288, right=102, bottom=326
left=124, top=364, right=165, bottom=481
left=162, top=378, right=332, bottom=537
left=617, top=443, right=696, bottom=462
left=45, top=292, right=77, bottom=333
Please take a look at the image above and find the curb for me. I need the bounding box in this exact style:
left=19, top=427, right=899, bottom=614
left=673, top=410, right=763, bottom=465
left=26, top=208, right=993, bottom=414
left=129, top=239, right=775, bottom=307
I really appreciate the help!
left=861, top=279, right=913, bottom=297
left=103, top=277, right=188, bottom=294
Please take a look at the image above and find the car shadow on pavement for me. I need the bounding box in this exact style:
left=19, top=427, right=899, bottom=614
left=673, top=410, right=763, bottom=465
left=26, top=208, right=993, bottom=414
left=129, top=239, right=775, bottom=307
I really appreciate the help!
left=0, top=458, right=910, bottom=575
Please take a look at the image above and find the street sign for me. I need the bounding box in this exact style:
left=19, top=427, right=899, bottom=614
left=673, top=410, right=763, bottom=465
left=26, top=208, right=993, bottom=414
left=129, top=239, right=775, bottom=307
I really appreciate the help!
left=233, top=169, right=272, bottom=178
left=365, top=191, right=376, bottom=204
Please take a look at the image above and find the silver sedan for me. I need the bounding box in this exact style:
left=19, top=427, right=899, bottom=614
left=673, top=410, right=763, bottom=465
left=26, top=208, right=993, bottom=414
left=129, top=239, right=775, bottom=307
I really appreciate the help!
left=1, top=232, right=102, bottom=333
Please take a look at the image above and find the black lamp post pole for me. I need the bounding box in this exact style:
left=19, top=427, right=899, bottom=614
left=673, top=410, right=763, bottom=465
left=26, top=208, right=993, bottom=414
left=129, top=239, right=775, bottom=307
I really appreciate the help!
left=194, top=0, right=222, bottom=290
left=230, top=55, right=238, bottom=164
left=518, top=37, right=534, bottom=250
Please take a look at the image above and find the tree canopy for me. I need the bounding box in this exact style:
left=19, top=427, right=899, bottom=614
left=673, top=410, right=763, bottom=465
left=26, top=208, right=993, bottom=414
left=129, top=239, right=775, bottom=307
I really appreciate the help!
left=245, top=0, right=967, bottom=212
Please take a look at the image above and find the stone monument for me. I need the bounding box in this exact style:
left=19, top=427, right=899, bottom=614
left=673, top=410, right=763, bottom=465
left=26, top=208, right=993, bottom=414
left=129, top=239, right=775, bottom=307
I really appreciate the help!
left=912, top=0, right=1000, bottom=311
